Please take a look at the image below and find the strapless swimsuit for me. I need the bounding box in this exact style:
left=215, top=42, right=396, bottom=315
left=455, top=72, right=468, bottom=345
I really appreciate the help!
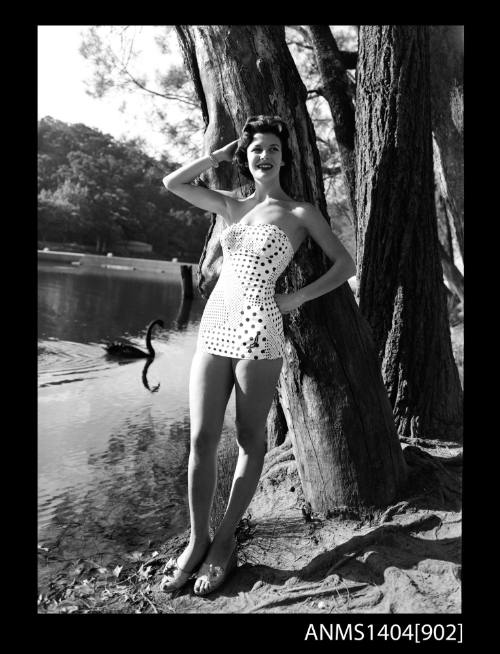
left=197, top=222, right=295, bottom=360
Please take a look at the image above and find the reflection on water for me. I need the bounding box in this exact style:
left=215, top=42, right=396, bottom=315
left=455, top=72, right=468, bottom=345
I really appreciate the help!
left=38, top=262, right=236, bottom=577
left=38, top=262, right=205, bottom=343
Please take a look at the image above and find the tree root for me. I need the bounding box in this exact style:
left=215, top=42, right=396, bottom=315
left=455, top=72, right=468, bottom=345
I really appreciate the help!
left=379, top=501, right=411, bottom=524
left=299, top=513, right=443, bottom=580
left=399, top=446, right=461, bottom=511
left=400, top=436, right=461, bottom=449
left=246, top=582, right=370, bottom=613
left=262, top=437, right=295, bottom=475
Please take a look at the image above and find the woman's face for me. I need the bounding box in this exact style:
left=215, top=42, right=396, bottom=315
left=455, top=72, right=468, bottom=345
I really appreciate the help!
left=246, top=132, right=284, bottom=181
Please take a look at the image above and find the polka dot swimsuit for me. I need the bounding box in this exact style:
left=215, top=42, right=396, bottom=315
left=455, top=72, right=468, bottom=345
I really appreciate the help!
left=197, top=222, right=295, bottom=360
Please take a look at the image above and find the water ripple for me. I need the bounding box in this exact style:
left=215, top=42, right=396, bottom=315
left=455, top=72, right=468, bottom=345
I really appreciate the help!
left=38, top=339, right=126, bottom=387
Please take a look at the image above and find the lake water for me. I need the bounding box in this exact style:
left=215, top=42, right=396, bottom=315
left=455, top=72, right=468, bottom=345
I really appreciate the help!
left=38, top=261, right=236, bottom=577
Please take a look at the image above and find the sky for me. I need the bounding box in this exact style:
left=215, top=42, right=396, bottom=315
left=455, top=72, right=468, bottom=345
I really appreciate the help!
left=37, top=25, right=181, bottom=158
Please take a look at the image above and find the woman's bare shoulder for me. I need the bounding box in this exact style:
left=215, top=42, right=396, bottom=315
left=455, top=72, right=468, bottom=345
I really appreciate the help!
left=221, top=193, right=254, bottom=226
left=289, top=199, right=318, bottom=216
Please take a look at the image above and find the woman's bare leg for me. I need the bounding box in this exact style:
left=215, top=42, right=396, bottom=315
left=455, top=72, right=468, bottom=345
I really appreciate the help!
left=176, top=350, right=234, bottom=572
left=194, top=356, right=282, bottom=590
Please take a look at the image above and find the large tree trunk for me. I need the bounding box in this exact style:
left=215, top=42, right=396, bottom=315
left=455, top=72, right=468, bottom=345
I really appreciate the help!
left=355, top=26, right=463, bottom=441
left=175, top=24, right=407, bottom=513
left=308, top=25, right=356, bottom=218
left=429, top=25, right=464, bottom=263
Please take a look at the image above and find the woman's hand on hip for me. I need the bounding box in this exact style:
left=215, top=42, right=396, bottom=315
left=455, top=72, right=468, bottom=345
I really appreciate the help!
left=274, top=292, right=304, bottom=315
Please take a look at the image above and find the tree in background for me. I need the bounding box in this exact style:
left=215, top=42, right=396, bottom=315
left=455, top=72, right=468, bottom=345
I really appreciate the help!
left=38, top=179, right=89, bottom=244
left=355, top=26, right=462, bottom=441
left=37, top=117, right=209, bottom=260
left=175, top=24, right=407, bottom=514
left=307, top=25, right=356, bottom=218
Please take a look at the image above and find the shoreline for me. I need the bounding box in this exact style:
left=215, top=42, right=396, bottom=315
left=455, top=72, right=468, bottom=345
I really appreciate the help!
left=38, top=249, right=198, bottom=275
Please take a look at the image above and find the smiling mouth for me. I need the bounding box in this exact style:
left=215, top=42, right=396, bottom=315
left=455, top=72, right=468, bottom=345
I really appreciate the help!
left=257, top=164, right=273, bottom=170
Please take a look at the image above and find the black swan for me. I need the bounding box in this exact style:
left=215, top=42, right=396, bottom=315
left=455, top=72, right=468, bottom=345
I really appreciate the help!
left=105, top=319, right=164, bottom=358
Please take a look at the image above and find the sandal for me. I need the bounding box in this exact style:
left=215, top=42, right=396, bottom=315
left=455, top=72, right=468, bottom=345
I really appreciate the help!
left=161, top=545, right=210, bottom=592
left=160, top=558, right=194, bottom=592
left=193, top=548, right=238, bottom=596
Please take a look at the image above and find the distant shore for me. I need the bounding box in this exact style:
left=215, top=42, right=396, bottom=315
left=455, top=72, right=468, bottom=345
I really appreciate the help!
left=38, top=249, right=198, bottom=275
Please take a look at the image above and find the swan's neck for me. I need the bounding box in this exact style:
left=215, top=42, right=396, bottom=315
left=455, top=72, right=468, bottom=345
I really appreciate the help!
left=145, top=323, right=156, bottom=355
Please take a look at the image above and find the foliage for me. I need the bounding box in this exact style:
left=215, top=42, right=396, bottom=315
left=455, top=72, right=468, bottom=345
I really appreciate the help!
left=38, top=116, right=209, bottom=260
left=79, top=26, right=204, bottom=161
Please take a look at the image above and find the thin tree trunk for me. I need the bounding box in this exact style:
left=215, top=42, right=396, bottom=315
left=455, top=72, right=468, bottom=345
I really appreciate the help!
left=434, top=158, right=464, bottom=303
left=433, top=131, right=463, bottom=277
left=429, top=25, right=464, bottom=262
left=308, top=25, right=356, bottom=218
left=432, top=132, right=464, bottom=307
left=439, top=242, right=464, bottom=304
left=176, top=24, right=407, bottom=512
left=355, top=26, right=463, bottom=441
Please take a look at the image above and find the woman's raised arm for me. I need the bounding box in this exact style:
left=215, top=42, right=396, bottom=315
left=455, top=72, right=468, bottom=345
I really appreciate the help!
left=162, top=140, right=239, bottom=220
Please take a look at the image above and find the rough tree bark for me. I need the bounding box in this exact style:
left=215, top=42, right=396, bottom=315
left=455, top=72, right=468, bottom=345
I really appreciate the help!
left=355, top=26, right=463, bottom=441
left=308, top=25, right=356, bottom=217
left=429, top=25, right=464, bottom=263
left=175, top=24, right=407, bottom=513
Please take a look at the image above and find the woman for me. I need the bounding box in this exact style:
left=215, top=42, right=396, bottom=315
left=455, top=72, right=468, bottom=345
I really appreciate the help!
left=162, top=115, right=356, bottom=596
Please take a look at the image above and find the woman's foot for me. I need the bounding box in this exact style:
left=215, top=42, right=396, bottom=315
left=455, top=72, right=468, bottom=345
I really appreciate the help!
left=193, top=536, right=238, bottom=596
left=161, top=538, right=211, bottom=592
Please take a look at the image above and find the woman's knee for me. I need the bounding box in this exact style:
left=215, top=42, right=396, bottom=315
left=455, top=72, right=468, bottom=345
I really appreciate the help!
left=234, top=421, right=267, bottom=453
left=190, top=429, right=220, bottom=458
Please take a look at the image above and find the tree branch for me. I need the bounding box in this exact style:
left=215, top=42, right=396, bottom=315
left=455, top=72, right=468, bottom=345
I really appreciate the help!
left=308, top=25, right=356, bottom=214
left=120, top=67, right=199, bottom=107
left=287, top=25, right=357, bottom=68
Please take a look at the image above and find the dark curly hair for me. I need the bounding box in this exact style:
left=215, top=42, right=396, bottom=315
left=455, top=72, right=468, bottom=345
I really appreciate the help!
left=233, top=115, right=292, bottom=181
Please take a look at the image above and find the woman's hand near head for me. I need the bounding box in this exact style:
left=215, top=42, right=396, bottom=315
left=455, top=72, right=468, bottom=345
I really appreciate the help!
left=162, top=138, right=240, bottom=219
left=212, top=139, right=240, bottom=163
